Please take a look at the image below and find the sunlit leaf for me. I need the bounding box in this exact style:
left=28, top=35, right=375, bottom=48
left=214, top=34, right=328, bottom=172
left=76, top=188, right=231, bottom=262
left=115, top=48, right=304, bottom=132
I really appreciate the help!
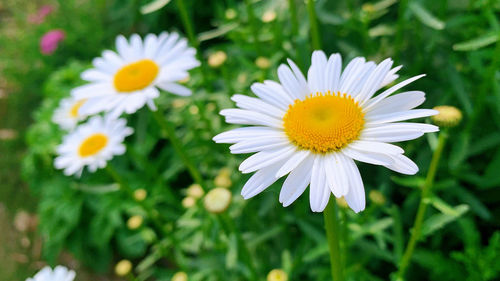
left=409, top=2, right=445, bottom=30
left=453, top=32, right=500, bottom=51
left=140, top=0, right=171, bottom=14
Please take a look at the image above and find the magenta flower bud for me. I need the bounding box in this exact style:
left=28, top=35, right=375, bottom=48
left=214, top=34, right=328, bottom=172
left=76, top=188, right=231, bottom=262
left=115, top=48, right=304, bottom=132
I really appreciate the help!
left=40, top=29, right=65, bottom=55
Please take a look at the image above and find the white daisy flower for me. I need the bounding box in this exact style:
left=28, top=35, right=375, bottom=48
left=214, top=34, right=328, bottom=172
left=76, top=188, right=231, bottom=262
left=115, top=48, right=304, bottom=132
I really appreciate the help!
left=54, top=115, right=133, bottom=176
left=214, top=51, right=439, bottom=213
left=27, top=266, right=75, bottom=281
left=72, top=32, right=200, bottom=117
left=52, top=97, right=89, bottom=130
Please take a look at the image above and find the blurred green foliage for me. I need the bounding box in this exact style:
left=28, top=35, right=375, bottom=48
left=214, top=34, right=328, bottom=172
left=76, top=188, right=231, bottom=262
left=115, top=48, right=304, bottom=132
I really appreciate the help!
left=0, top=0, right=499, bottom=280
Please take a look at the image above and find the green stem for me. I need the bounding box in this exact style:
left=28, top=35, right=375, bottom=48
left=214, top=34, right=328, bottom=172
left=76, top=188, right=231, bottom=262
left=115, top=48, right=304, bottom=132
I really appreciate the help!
left=175, top=0, right=215, bottom=134
left=323, top=198, right=344, bottom=281
left=396, top=130, right=448, bottom=280
left=105, top=165, right=167, bottom=236
left=307, top=0, right=322, bottom=50
left=152, top=108, right=206, bottom=191
left=176, top=0, right=198, bottom=48
left=288, top=0, right=299, bottom=38
left=219, top=213, right=258, bottom=280
left=244, top=0, right=261, bottom=53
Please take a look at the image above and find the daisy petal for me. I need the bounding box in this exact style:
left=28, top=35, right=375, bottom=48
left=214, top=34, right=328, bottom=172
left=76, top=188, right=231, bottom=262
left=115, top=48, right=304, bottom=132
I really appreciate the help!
left=366, top=109, right=438, bottom=124
left=344, top=157, right=366, bottom=213
left=280, top=155, right=314, bottom=207
left=241, top=161, right=285, bottom=199
left=239, top=146, right=296, bottom=174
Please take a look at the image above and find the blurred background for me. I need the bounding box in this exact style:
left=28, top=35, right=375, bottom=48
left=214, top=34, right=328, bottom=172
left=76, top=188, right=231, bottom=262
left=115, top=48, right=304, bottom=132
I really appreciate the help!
left=0, top=0, right=499, bottom=280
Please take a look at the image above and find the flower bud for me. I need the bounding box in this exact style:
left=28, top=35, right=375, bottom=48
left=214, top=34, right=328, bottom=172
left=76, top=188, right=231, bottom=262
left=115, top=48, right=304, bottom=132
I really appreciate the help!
left=369, top=190, right=386, bottom=206
left=187, top=184, right=204, bottom=199
left=115, top=260, right=132, bottom=276
left=208, top=51, right=227, bottom=68
left=431, top=105, right=462, bottom=128
left=255, top=57, right=271, bottom=69
left=204, top=188, right=232, bottom=214
left=262, top=10, right=277, bottom=23
left=182, top=196, right=196, bottom=209
left=134, top=189, right=147, bottom=201
left=336, top=197, right=348, bottom=209
left=267, top=269, right=288, bottom=281
left=127, top=215, right=143, bottom=230
left=225, top=9, right=237, bottom=20
left=172, top=271, right=188, bottom=281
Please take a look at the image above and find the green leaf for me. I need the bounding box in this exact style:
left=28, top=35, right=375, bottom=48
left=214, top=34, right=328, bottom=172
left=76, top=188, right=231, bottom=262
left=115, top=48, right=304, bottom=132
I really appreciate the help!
left=421, top=204, right=469, bottom=238
left=453, top=32, right=500, bottom=51
left=140, top=0, right=171, bottom=14
left=198, top=23, right=239, bottom=42
left=409, top=2, right=445, bottom=30
left=71, top=183, right=120, bottom=194
left=390, top=176, right=425, bottom=188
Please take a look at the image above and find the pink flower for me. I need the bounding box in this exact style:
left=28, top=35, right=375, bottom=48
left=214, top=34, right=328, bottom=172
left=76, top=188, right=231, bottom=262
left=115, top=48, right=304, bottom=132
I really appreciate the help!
left=40, top=29, right=65, bottom=55
left=28, top=5, right=54, bottom=24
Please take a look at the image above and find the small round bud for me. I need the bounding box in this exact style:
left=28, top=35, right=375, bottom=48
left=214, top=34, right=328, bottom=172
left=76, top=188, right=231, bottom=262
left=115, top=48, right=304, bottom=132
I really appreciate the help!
left=369, top=190, right=386, bottom=206
left=255, top=57, right=271, bottom=69
left=172, top=99, right=188, bottom=109
left=225, top=9, right=237, bottom=20
left=208, top=51, right=227, bottom=68
left=189, top=105, right=199, bottom=115
left=267, top=269, right=288, bottom=281
left=172, top=271, right=188, bottom=281
left=187, top=184, right=204, bottom=199
left=237, top=73, right=248, bottom=84
left=182, top=197, right=196, bottom=209
left=134, top=189, right=147, bottom=201
left=262, top=10, right=277, bottom=23
left=115, top=260, right=132, bottom=276
left=431, top=105, right=462, bottom=128
left=127, top=215, right=143, bottom=230
left=204, top=188, right=232, bottom=214
left=214, top=174, right=232, bottom=189
left=336, top=197, right=348, bottom=209
left=206, top=102, right=216, bottom=112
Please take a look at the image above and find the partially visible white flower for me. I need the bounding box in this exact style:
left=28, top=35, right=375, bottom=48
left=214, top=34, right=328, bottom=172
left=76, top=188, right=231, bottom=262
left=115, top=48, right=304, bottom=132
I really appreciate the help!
left=52, top=97, right=89, bottom=130
left=27, top=266, right=75, bottom=281
left=54, top=115, right=133, bottom=176
left=214, top=51, right=438, bottom=213
left=72, top=32, right=200, bottom=118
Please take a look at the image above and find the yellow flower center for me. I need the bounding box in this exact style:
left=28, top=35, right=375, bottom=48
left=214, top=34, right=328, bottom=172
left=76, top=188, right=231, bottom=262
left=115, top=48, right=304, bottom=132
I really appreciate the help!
left=78, top=133, right=108, bottom=157
left=69, top=99, right=86, bottom=117
left=283, top=92, right=365, bottom=153
left=113, top=59, right=159, bottom=92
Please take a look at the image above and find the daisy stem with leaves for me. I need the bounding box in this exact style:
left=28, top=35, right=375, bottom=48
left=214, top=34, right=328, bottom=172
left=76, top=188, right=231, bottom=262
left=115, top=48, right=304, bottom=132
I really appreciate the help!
left=152, top=108, right=206, bottom=191
left=306, top=1, right=344, bottom=280
left=396, top=130, right=448, bottom=280
left=105, top=164, right=168, bottom=237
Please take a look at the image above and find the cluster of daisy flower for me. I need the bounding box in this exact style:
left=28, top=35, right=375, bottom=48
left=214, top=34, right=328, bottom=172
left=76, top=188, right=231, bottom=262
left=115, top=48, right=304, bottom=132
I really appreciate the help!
left=51, top=31, right=438, bottom=214
left=52, top=32, right=199, bottom=176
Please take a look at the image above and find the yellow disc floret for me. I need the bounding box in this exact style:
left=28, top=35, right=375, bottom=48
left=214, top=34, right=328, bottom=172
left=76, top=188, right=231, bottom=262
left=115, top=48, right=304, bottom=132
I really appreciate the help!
left=69, top=99, right=86, bottom=117
left=283, top=92, right=364, bottom=153
left=78, top=133, right=108, bottom=157
left=113, top=59, right=159, bottom=92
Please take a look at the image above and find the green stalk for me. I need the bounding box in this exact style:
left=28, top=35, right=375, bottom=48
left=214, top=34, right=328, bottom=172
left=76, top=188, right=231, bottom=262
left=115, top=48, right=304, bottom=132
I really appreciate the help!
left=244, top=0, right=261, bottom=53
left=152, top=108, right=206, bottom=191
left=219, top=213, right=258, bottom=280
left=307, top=0, right=321, bottom=50
left=323, top=198, right=344, bottom=281
left=176, top=0, right=198, bottom=48
left=175, top=0, right=215, bottom=133
left=288, top=0, right=299, bottom=38
left=105, top=165, right=167, bottom=236
left=396, top=130, right=448, bottom=280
